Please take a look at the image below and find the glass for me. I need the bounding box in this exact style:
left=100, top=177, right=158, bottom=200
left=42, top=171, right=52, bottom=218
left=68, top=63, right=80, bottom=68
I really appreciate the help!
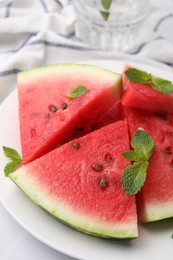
left=73, top=0, right=150, bottom=51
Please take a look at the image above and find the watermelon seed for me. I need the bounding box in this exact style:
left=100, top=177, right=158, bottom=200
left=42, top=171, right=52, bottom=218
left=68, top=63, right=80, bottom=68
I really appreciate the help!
left=30, top=128, right=36, bottom=138
left=105, top=153, right=113, bottom=163
left=50, top=105, right=57, bottom=113
left=77, top=127, right=83, bottom=131
left=92, top=163, right=103, bottom=171
left=91, top=124, right=97, bottom=130
left=164, top=147, right=172, bottom=155
left=71, top=142, right=80, bottom=149
left=159, top=113, right=168, bottom=121
left=61, top=102, right=68, bottom=110
left=100, top=177, right=108, bottom=188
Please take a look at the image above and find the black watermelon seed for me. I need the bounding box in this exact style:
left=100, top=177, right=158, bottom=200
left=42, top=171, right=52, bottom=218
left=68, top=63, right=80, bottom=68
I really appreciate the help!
left=77, top=127, right=83, bottom=131
left=159, top=113, right=168, bottom=121
left=61, top=102, right=68, bottom=110
left=100, top=177, right=108, bottom=188
left=104, top=153, right=113, bottom=163
left=91, top=124, right=97, bottom=130
left=50, top=105, right=57, bottom=113
left=92, top=163, right=103, bottom=171
left=164, top=147, right=172, bottom=155
left=71, top=142, right=80, bottom=149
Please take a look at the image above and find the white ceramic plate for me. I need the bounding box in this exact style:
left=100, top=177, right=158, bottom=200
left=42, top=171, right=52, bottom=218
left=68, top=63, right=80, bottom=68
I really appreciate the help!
left=1, top=60, right=173, bottom=260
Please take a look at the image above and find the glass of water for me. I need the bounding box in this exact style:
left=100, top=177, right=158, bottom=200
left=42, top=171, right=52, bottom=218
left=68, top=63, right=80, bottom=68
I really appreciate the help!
left=73, top=0, right=150, bottom=51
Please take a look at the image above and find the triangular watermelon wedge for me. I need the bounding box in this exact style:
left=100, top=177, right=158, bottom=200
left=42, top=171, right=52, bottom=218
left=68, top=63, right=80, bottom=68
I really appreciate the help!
left=122, top=65, right=173, bottom=114
left=9, top=120, right=138, bottom=239
left=18, top=64, right=122, bottom=164
left=121, top=105, right=173, bottom=222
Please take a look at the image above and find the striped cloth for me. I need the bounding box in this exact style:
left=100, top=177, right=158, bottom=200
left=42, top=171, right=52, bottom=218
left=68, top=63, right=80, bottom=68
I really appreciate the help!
left=0, top=0, right=173, bottom=103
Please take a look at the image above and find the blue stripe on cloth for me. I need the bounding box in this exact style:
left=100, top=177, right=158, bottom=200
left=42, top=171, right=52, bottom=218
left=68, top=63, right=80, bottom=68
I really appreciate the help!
left=0, top=68, right=22, bottom=77
left=5, top=2, right=11, bottom=17
left=39, top=0, right=48, bottom=12
left=29, top=39, right=98, bottom=51
left=130, top=36, right=164, bottom=55
left=154, top=13, right=173, bottom=32
left=0, top=33, right=36, bottom=54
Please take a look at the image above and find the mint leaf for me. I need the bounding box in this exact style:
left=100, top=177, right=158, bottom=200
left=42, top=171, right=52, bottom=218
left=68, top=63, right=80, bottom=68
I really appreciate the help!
left=100, top=0, right=112, bottom=10
left=123, top=150, right=144, bottom=162
left=125, top=67, right=173, bottom=94
left=125, top=68, right=152, bottom=84
left=151, top=77, right=173, bottom=94
left=2, top=146, right=22, bottom=176
left=131, top=130, right=154, bottom=161
left=3, top=146, right=21, bottom=161
left=99, top=10, right=110, bottom=21
left=122, top=161, right=148, bottom=195
left=122, top=129, right=154, bottom=196
left=67, top=85, right=88, bottom=99
left=4, top=160, right=21, bottom=177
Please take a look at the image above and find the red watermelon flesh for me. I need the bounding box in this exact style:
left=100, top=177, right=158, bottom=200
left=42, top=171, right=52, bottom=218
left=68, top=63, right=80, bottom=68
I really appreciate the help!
left=9, top=120, right=138, bottom=239
left=121, top=105, right=173, bottom=222
left=66, top=100, right=121, bottom=141
left=95, top=100, right=121, bottom=129
left=122, top=65, right=173, bottom=114
left=18, top=64, right=122, bottom=164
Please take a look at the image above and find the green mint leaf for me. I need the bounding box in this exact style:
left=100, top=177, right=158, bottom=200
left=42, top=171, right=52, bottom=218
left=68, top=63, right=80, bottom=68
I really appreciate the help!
left=171, top=234, right=173, bottom=239
left=125, top=67, right=173, bottom=94
left=2, top=146, right=22, bottom=176
left=3, top=146, right=21, bottom=161
left=151, top=77, right=173, bottom=94
left=4, top=160, right=21, bottom=177
left=123, top=150, right=144, bottom=162
left=67, top=85, right=88, bottom=99
left=125, top=68, right=152, bottom=84
left=122, top=161, right=148, bottom=195
left=131, top=130, right=154, bottom=161
left=100, top=0, right=112, bottom=10
left=99, top=10, right=110, bottom=21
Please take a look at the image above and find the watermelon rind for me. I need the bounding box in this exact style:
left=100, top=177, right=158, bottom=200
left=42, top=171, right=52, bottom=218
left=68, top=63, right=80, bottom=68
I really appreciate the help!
left=9, top=167, right=137, bottom=239
left=140, top=202, right=173, bottom=223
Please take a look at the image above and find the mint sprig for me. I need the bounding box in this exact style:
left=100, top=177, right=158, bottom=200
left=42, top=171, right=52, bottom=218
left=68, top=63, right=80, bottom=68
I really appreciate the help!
left=122, top=129, right=154, bottom=195
left=100, top=10, right=110, bottom=21
left=125, top=68, right=173, bottom=94
left=2, top=146, right=22, bottom=176
left=122, top=161, right=148, bottom=196
left=67, top=85, right=88, bottom=99
left=100, top=0, right=112, bottom=10
left=100, top=0, right=112, bottom=21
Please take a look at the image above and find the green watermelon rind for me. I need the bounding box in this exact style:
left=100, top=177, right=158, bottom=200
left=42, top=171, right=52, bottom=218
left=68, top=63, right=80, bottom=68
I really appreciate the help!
left=141, top=202, right=173, bottom=223
left=9, top=169, right=138, bottom=240
left=18, top=63, right=122, bottom=90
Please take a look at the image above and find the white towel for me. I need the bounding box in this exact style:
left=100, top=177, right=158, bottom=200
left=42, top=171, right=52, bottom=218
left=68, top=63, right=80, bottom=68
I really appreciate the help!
left=0, top=0, right=173, bottom=103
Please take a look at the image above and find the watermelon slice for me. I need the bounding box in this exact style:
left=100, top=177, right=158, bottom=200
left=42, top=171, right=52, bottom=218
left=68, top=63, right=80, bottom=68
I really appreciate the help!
left=122, top=65, right=173, bottom=114
left=18, top=64, right=122, bottom=164
left=121, top=105, right=173, bottom=222
left=9, top=120, right=138, bottom=239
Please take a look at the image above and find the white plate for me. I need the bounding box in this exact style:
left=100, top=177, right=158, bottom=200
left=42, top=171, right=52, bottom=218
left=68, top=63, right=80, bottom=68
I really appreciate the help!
left=1, top=60, right=173, bottom=260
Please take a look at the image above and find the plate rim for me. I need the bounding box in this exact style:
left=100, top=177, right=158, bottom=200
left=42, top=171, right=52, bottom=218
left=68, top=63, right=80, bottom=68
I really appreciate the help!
left=1, top=59, right=173, bottom=260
